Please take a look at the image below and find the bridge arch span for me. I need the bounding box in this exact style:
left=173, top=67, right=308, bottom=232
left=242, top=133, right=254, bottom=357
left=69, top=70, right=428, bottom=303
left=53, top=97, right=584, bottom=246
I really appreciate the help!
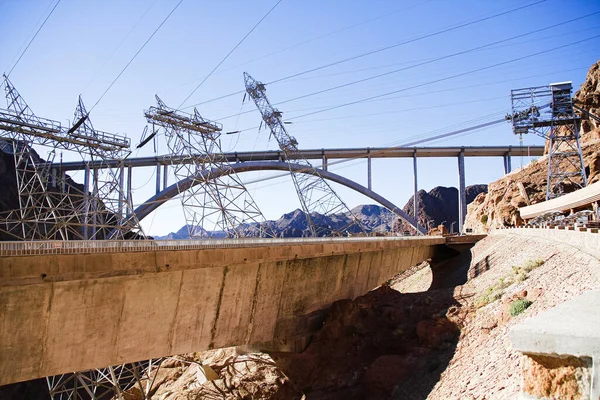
left=134, top=161, right=425, bottom=234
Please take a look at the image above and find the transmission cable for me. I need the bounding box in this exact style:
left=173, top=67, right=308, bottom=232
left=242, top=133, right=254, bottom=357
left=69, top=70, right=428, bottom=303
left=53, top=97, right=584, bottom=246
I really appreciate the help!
left=211, top=0, right=434, bottom=74
left=272, top=11, right=599, bottom=107
left=213, top=11, right=599, bottom=122
left=82, top=0, right=160, bottom=94
left=6, top=0, right=61, bottom=77
left=183, top=0, right=546, bottom=109
left=89, top=0, right=184, bottom=113
left=286, top=34, right=600, bottom=122
left=177, top=0, right=284, bottom=109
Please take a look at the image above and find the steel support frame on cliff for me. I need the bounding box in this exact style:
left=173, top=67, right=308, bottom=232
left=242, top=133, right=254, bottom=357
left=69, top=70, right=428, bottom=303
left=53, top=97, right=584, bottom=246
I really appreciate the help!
left=243, top=72, right=367, bottom=237
left=46, top=358, right=164, bottom=400
left=144, top=95, right=270, bottom=238
left=509, top=82, right=587, bottom=200
left=0, top=74, right=143, bottom=240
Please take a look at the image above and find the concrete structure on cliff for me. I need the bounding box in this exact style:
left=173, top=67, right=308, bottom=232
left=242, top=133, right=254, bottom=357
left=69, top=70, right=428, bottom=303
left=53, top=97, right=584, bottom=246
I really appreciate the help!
left=0, top=235, right=467, bottom=387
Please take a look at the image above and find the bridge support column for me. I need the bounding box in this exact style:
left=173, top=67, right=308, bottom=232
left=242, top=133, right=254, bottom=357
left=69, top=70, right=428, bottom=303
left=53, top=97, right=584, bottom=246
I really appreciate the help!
left=156, top=164, right=161, bottom=195
left=163, top=164, right=168, bottom=189
left=413, top=151, right=418, bottom=223
left=322, top=152, right=327, bottom=171
left=367, top=151, right=372, bottom=190
left=504, top=152, right=512, bottom=174
left=118, top=165, right=125, bottom=219
left=127, top=166, right=133, bottom=218
left=458, top=151, right=466, bottom=234
left=91, top=168, right=99, bottom=239
left=83, top=163, right=90, bottom=240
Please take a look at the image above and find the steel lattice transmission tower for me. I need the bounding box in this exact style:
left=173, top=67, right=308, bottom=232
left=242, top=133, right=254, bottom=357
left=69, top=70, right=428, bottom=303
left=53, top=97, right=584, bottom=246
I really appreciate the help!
left=508, top=82, right=587, bottom=200
left=144, top=96, right=270, bottom=238
left=0, top=74, right=143, bottom=240
left=70, top=97, right=143, bottom=239
left=47, top=358, right=164, bottom=400
left=243, top=72, right=365, bottom=237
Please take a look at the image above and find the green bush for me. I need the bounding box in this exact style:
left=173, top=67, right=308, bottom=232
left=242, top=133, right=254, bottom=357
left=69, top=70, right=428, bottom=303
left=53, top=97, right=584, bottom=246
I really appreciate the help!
left=521, top=259, right=545, bottom=273
left=480, top=215, right=489, bottom=225
left=510, top=299, right=533, bottom=317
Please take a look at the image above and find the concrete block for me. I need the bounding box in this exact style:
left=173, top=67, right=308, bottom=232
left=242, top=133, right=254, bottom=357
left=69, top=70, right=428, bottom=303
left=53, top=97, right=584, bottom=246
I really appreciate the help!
left=510, top=290, right=600, bottom=399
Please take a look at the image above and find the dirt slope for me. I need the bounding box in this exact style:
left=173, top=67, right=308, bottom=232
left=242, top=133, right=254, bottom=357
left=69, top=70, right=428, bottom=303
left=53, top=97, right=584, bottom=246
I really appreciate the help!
left=122, top=232, right=600, bottom=400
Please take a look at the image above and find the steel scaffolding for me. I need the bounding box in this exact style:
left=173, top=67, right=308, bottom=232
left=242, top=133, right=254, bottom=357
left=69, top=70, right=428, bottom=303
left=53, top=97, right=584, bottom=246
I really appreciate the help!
left=144, top=96, right=270, bottom=238
left=508, top=81, right=587, bottom=200
left=0, top=75, right=143, bottom=240
left=243, top=72, right=365, bottom=237
left=46, top=359, right=164, bottom=400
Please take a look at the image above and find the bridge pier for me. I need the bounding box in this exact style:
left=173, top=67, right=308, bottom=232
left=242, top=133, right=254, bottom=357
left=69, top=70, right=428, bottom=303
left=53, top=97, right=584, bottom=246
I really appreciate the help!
left=504, top=152, right=512, bottom=174
left=119, top=165, right=125, bottom=219
left=413, top=151, right=418, bottom=222
left=458, top=150, right=466, bottom=234
left=83, top=163, right=90, bottom=240
left=91, top=168, right=99, bottom=239
left=155, top=163, right=161, bottom=195
left=321, top=152, right=327, bottom=171
left=163, top=164, right=168, bottom=190
left=127, top=166, right=133, bottom=217
left=367, top=150, right=372, bottom=190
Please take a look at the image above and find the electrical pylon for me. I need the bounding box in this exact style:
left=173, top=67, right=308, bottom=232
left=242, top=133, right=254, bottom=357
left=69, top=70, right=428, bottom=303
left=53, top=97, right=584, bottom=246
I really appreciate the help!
left=243, top=72, right=365, bottom=237
left=0, top=74, right=143, bottom=240
left=508, top=82, right=587, bottom=200
left=144, top=96, right=270, bottom=238
left=46, top=358, right=164, bottom=400
left=69, top=97, right=142, bottom=239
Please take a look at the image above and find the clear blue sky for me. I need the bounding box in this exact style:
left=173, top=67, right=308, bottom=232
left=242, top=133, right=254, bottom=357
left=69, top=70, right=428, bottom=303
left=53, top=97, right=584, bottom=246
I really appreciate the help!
left=1, top=0, right=599, bottom=235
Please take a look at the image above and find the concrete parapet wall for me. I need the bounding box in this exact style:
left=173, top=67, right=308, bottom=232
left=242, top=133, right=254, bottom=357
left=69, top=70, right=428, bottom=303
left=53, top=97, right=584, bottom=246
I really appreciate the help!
left=0, top=237, right=444, bottom=386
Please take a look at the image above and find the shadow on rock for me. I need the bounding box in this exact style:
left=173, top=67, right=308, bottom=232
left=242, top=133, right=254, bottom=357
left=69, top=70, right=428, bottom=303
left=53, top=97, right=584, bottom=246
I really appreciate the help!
left=429, top=243, right=474, bottom=290
left=272, top=284, right=464, bottom=400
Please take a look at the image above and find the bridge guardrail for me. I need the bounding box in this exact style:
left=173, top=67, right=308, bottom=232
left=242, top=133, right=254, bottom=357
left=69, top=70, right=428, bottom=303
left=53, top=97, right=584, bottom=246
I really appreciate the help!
left=0, top=236, right=438, bottom=257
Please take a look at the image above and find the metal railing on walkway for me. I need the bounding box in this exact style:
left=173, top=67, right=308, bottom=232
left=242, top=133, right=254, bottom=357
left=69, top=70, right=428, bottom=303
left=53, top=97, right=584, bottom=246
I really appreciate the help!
left=0, top=235, right=436, bottom=257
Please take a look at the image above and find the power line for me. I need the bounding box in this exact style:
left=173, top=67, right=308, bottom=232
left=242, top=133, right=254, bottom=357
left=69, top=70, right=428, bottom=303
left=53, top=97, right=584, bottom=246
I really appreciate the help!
left=287, top=34, right=600, bottom=121
left=177, top=0, right=284, bottom=109
left=201, top=0, right=434, bottom=75
left=5, top=0, right=54, bottom=72
left=267, top=0, right=547, bottom=85
left=218, top=62, right=591, bottom=139
left=89, top=0, right=184, bottom=113
left=213, top=11, right=598, bottom=123
left=7, top=0, right=61, bottom=77
left=82, top=0, right=160, bottom=95
left=272, top=11, right=599, bottom=107
left=182, top=0, right=546, bottom=109
left=159, top=0, right=432, bottom=97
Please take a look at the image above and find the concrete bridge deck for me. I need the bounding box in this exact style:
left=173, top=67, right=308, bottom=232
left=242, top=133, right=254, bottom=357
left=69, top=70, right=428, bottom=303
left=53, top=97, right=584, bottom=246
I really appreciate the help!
left=0, top=236, right=467, bottom=386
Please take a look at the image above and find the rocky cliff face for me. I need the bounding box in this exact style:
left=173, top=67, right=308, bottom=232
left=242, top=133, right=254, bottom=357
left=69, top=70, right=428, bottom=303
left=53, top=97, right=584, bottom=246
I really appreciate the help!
left=396, top=185, right=488, bottom=234
left=464, top=60, right=600, bottom=233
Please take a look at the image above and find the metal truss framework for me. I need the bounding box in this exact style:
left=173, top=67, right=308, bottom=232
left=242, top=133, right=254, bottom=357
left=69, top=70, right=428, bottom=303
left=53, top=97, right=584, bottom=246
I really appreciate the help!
left=47, top=358, right=164, bottom=400
left=509, top=82, right=587, bottom=200
left=244, top=72, right=365, bottom=237
left=0, top=74, right=143, bottom=240
left=144, top=96, right=270, bottom=238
